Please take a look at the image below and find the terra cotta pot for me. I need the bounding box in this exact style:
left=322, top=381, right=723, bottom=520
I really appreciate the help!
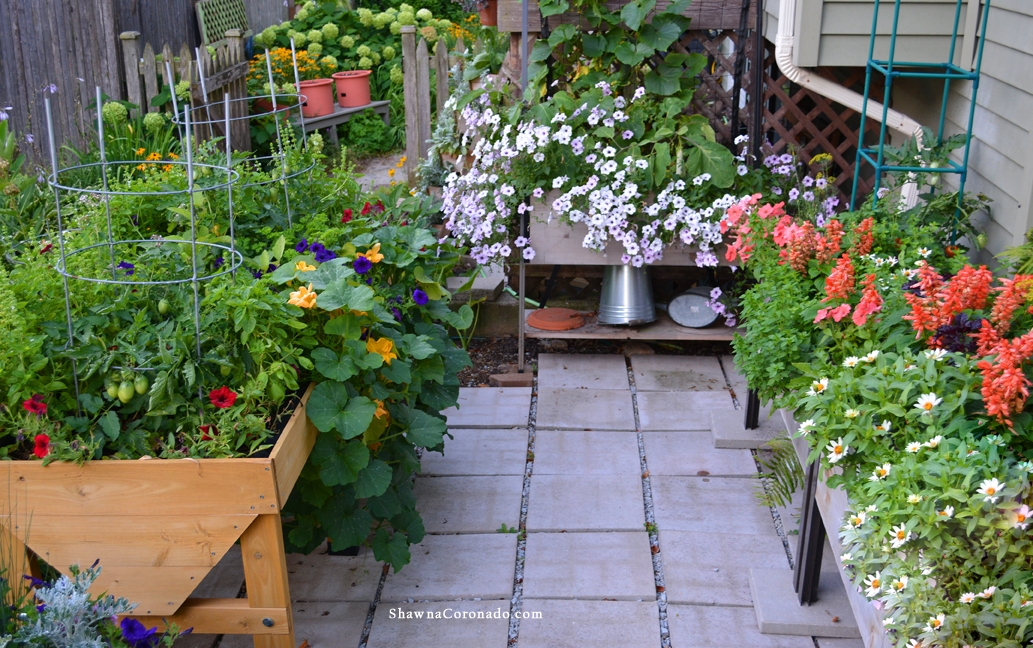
left=332, top=70, right=372, bottom=108
left=478, top=0, right=498, bottom=26
left=297, top=78, right=335, bottom=118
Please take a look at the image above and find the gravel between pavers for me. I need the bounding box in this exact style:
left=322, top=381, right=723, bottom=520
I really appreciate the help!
left=506, top=378, right=537, bottom=646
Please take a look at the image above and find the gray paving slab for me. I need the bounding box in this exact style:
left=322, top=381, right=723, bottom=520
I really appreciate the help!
left=631, top=354, right=727, bottom=391
left=537, top=354, right=631, bottom=390
left=219, top=602, right=368, bottom=648
left=712, top=407, right=790, bottom=449
left=651, top=476, right=775, bottom=533
left=535, top=388, right=636, bottom=430
left=637, top=391, right=734, bottom=431
left=659, top=530, right=790, bottom=606
left=285, top=546, right=383, bottom=602
left=749, top=568, right=860, bottom=638
left=522, top=532, right=656, bottom=599
left=368, top=600, right=510, bottom=648
left=667, top=604, right=815, bottom=648
left=518, top=599, right=660, bottom=647
left=816, top=639, right=866, bottom=648
left=415, top=475, right=523, bottom=533
left=527, top=474, right=645, bottom=531
left=443, top=387, right=531, bottom=428
left=420, top=428, right=529, bottom=476
left=721, top=354, right=750, bottom=395
left=379, top=533, right=517, bottom=601
left=643, top=431, right=757, bottom=476
left=533, top=430, right=642, bottom=475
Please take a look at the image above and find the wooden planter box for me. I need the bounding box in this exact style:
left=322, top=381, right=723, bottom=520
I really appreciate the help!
left=0, top=384, right=320, bottom=647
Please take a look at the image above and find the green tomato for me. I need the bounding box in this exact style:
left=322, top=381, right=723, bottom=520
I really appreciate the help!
left=158, top=299, right=170, bottom=315
left=134, top=374, right=150, bottom=395
left=220, top=365, right=232, bottom=377
left=106, top=383, right=119, bottom=399
left=117, top=381, right=135, bottom=404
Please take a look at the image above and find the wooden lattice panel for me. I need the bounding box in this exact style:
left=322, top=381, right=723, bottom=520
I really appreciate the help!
left=196, top=0, right=252, bottom=46
left=675, top=29, right=756, bottom=147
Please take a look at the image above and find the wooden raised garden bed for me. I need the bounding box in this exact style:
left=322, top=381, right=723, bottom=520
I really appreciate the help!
left=0, top=384, right=319, bottom=647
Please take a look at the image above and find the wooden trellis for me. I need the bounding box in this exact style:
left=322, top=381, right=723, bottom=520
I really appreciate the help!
left=674, top=29, right=756, bottom=147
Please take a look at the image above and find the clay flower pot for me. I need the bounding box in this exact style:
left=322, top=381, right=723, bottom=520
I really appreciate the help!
left=332, top=70, right=372, bottom=108
left=479, top=0, right=498, bottom=26
left=297, top=78, right=336, bottom=118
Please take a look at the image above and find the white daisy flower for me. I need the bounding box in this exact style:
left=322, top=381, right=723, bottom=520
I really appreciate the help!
left=937, top=505, right=954, bottom=520
left=917, top=247, right=931, bottom=258
left=890, top=524, right=910, bottom=548
left=977, top=478, right=1004, bottom=503
left=807, top=377, right=829, bottom=396
left=959, top=592, right=976, bottom=604
left=863, top=350, right=880, bottom=362
left=840, top=552, right=852, bottom=563
left=890, top=575, right=908, bottom=592
left=924, top=348, right=947, bottom=361
left=1010, top=504, right=1031, bottom=530
left=869, top=463, right=892, bottom=482
left=923, top=613, right=945, bottom=633
left=915, top=393, right=943, bottom=412
left=906, top=442, right=922, bottom=453
left=845, top=511, right=866, bottom=528
left=874, top=420, right=892, bottom=433
left=843, top=356, right=860, bottom=368
left=844, top=409, right=860, bottom=419
left=863, top=572, right=883, bottom=598
left=979, top=586, right=996, bottom=599
left=924, top=435, right=943, bottom=449
left=826, top=438, right=847, bottom=463
left=798, top=419, right=815, bottom=435
left=907, top=494, right=923, bottom=504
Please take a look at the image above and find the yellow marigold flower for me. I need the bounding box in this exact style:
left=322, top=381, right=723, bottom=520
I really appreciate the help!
left=388, top=168, right=396, bottom=177
left=374, top=399, right=390, bottom=419
left=295, top=260, right=316, bottom=272
left=288, top=283, right=317, bottom=308
left=361, top=242, right=384, bottom=264
left=366, top=337, right=397, bottom=365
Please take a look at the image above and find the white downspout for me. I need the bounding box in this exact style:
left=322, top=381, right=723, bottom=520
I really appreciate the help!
left=775, top=0, right=921, bottom=206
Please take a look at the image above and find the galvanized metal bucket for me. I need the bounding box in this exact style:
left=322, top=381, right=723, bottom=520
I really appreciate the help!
left=598, top=265, right=656, bottom=326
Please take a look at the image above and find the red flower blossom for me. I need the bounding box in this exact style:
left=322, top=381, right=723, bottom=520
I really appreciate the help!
left=757, top=202, right=785, bottom=220
left=849, top=217, right=874, bottom=256
left=209, top=386, right=237, bottom=409
left=199, top=424, right=215, bottom=441
left=990, top=275, right=1033, bottom=334
left=815, top=303, right=851, bottom=323
left=852, top=274, right=883, bottom=326
left=341, top=208, right=353, bottom=223
left=33, top=434, right=50, bottom=459
left=22, top=394, right=46, bottom=417
left=822, top=254, right=856, bottom=302
left=976, top=323, right=1033, bottom=427
left=815, top=220, right=844, bottom=264
left=360, top=201, right=372, bottom=216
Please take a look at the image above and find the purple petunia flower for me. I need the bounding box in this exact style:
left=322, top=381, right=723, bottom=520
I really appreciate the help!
left=788, top=188, right=800, bottom=202
left=313, top=244, right=335, bottom=263
left=120, top=618, right=158, bottom=648
left=412, top=288, right=429, bottom=305
left=392, top=307, right=402, bottom=321
left=117, top=261, right=135, bottom=276
left=354, top=256, right=373, bottom=274
left=295, top=238, right=309, bottom=253
left=622, top=130, right=633, bottom=140
left=213, top=256, right=224, bottom=268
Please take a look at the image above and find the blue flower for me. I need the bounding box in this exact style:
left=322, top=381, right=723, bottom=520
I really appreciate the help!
left=353, top=256, right=373, bottom=274
left=391, top=307, right=402, bottom=321
left=412, top=288, right=429, bottom=306
left=117, top=261, right=135, bottom=276
left=313, top=247, right=335, bottom=263
left=120, top=618, right=158, bottom=648
left=295, top=238, right=309, bottom=253
left=213, top=256, right=225, bottom=268
left=309, top=242, right=326, bottom=255
left=267, top=263, right=278, bottom=273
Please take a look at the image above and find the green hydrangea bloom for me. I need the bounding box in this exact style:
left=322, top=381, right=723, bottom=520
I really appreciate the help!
left=357, top=8, right=374, bottom=25
left=436, top=18, right=452, bottom=30
left=306, top=41, right=323, bottom=55
left=339, top=35, right=355, bottom=49
left=260, top=27, right=277, bottom=46
left=143, top=112, right=165, bottom=134
left=321, top=23, right=339, bottom=40
left=398, top=10, right=415, bottom=25
left=280, top=21, right=291, bottom=29
left=389, top=20, right=402, bottom=34
left=295, top=7, right=309, bottom=21
left=381, top=45, right=395, bottom=60
left=307, top=29, right=323, bottom=43
left=370, top=52, right=381, bottom=65
left=390, top=66, right=404, bottom=84
left=373, top=13, right=390, bottom=29
left=420, top=25, right=438, bottom=42
left=320, top=55, right=338, bottom=70
left=356, top=44, right=371, bottom=57
left=291, top=31, right=307, bottom=47
left=385, top=7, right=399, bottom=16
left=101, top=101, right=127, bottom=124
left=399, top=3, right=414, bottom=13
left=175, top=80, right=191, bottom=102
left=358, top=56, right=373, bottom=69
left=416, top=8, right=433, bottom=21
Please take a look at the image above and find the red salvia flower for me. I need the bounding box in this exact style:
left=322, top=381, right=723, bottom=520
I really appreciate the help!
left=849, top=217, right=874, bottom=256
left=22, top=394, right=46, bottom=417
left=822, top=254, right=856, bottom=302
left=33, top=434, right=50, bottom=459
left=209, top=386, right=237, bottom=409
left=815, top=220, right=844, bottom=264
left=990, top=275, right=1033, bottom=334
left=852, top=274, right=883, bottom=326
left=938, top=265, right=992, bottom=323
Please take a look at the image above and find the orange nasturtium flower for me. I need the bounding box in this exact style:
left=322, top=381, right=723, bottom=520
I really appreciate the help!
left=288, top=283, right=317, bottom=308
left=295, top=260, right=316, bottom=272
left=374, top=399, right=390, bottom=419
left=366, top=337, right=397, bottom=365
left=361, top=242, right=384, bottom=264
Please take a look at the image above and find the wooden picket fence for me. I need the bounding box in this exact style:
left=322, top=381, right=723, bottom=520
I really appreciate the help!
left=119, top=29, right=251, bottom=150
left=401, top=25, right=451, bottom=184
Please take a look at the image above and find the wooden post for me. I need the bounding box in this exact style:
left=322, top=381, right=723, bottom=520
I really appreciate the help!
left=240, top=515, right=294, bottom=648
left=401, top=25, right=420, bottom=184
left=434, top=40, right=449, bottom=116
left=415, top=38, right=432, bottom=162
left=141, top=43, right=159, bottom=113
left=120, top=32, right=142, bottom=117
left=225, top=29, right=251, bottom=151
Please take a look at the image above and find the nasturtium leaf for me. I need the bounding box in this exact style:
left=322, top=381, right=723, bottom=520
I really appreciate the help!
left=537, top=0, right=569, bottom=18
left=308, top=258, right=355, bottom=290
left=315, top=280, right=350, bottom=311
left=324, top=313, right=363, bottom=339
left=582, top=33, right=608, bottom=58
left=419, top=382, right=460, bottom=411
left=548, top=23, right=576, bottom=47
left=307, top=383, right=377, bottom=438
left=372, top=528, right=411, bottom=572
left=529, top=40, right=554, bottom=63
left=368, top=488, right=402, bottom=519
left=620, top=0, right=655, bottom=31
left=353, top=460, right=393, bottom=499
left=390, top=509, right=425, bottom=545
left=402, top=334, right=437, bottom=360
left=346, top=284, right=376, bottom=312
left=406, top=410, right=447, bottom=447
left=311, top=347, right=359, bottom=381
left=380, top=360, right=412, bottom=385
left=324, top=506, right=373, bottom=549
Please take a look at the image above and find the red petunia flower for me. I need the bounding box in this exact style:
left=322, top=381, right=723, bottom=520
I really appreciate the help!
left=209, top=386, right=237, bottom=409
left=341, top=208, right=353, bottom=223
left=33, top=434, right=50, bottom=459
left=22, top=394, right=46, bottom=417
left=360, top=201, right=372, bottom=216
left=199, top=424, right=215, bottom=441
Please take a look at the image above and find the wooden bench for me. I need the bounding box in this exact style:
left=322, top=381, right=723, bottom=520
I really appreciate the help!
left=292, top=100, right=391, bottom=147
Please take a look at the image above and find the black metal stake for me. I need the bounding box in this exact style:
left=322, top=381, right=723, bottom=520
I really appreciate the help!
left=744, top=388, right=761, bottom=429
left=793, top=457, right=826, bottom=605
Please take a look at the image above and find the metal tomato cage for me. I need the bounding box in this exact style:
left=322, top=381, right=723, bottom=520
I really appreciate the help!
left=43, top=87, right=241, bottom=414
left=172, top=40, right=315, bottom=227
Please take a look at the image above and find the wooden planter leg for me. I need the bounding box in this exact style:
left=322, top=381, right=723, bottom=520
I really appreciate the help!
left=241, top=514, right=295, bottom=648
left=0, top=524, right=41, bottom=605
